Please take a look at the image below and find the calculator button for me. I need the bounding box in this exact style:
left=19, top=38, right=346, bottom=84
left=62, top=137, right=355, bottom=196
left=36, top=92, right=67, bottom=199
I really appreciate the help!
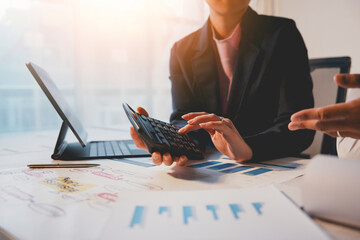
left=162, top=138, right=171, bottom=147
left=154, top=134, right=163, bottom=144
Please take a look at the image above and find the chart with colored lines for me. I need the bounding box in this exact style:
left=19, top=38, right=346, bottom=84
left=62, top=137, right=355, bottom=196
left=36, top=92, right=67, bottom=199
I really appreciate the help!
left=102, top=186, right=330, bottom=240
left=188, top=160, right=273, bottom=175
left=185, top=155, right=309, bottom=188
left=187, top=158, right=302, bottom=176
left=0, top=161, right=168, bottom=240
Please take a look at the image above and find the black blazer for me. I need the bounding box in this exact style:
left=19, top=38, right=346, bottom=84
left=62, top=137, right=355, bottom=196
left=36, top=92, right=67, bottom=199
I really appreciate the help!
left=169, top=7, right=315, bottom=161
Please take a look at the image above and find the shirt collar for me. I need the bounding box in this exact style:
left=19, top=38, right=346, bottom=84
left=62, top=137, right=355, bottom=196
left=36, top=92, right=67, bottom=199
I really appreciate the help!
left=211, top=22, right=241, bottom=44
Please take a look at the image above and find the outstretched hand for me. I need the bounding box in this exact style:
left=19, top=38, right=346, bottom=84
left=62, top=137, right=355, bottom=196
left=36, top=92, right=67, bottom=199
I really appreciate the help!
left=289, top=74, right=360, bottom=139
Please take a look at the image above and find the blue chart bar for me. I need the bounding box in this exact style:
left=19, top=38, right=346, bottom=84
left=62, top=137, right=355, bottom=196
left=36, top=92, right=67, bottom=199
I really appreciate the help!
left=183, top=206, right=195, bottom=225
left=221, top=166, right=254, bottom=174
left=188, top=161, right=221, bottom=168
left=207, top=163, right=237, bottom=170
left=252, top=202, right=264, bottom=215
left=112, top=158, right=155, bottom=168
left=206, top=205, right=219, bottom=220
left=159, top=206, right=170, bottom=216
left=130, top=206, right=146, bottom=228
left=243, top=168, right=272, bottom=176
left=229, top=204, right=243, bottom=219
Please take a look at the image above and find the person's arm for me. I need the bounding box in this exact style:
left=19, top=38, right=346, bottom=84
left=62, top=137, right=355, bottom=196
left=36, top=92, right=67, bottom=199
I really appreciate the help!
left=289, top=74, right=360, bottom=139
left=243, top=21, right=315, bottom=161
left=337, top=86, right=360, bottom=160
left=289, top=74, right=360, bottom=160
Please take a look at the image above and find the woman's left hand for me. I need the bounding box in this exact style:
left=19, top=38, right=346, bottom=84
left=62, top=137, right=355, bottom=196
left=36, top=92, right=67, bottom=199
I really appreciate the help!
left=178, top=112, right=253, bottom=162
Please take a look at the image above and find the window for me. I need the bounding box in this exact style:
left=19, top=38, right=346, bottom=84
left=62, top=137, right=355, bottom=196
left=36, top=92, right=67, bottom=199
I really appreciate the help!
left=0, top=0, right=267, bottom=134
left=0, top=0, right=208, bottom=133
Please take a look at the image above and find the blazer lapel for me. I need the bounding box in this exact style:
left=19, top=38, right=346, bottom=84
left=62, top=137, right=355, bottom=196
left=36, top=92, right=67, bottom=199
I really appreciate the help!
left=227, top=8, right=262, bottom=122
left=191, top=20, right=221, bottom=114
left=227, top=43, right=261, bottom=120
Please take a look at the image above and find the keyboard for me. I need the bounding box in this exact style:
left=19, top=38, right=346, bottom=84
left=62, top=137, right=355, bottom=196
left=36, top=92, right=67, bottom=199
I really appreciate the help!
left=89, top=141, right=132, bottom=157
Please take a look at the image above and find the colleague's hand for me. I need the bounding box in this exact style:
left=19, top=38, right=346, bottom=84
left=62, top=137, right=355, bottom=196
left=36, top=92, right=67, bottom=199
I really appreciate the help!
left=289, top=74, right=360, bottom=139
left=129, top=107, right=188, bottom=166
left=179, top=112, right=253, bottom=162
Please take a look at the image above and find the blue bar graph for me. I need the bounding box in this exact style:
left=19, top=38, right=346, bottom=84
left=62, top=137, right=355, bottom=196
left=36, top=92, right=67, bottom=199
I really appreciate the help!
left=221, top=166, right=254, bottom=173
left=207, top=163, right=237, bottom=170
left=159, top=206, right=171, bottom=216
left=183, top=206, right=195, bottom=225
left=188, top=161, right=221, bottom=168
left=252, top=202, right=264, bottom=215
left=229, top=204, right=243, bottom=219
left=206, top=205, right=219, bottom=220
left=243, top=168, right=272, bottom=176
left=130, top=206, right=146, bottom=228
left=112, top=158, right=155, bottom=168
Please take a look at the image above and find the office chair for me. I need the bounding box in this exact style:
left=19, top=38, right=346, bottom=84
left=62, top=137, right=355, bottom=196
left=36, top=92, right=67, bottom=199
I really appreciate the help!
left=303, top=56, right=351, bottom=157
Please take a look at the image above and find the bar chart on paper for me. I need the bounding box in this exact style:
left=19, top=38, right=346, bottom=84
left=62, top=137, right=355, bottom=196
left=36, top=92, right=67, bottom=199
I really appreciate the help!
left=102, top=186, right=330, bottom=240
left=188, top=160, right=274, bottom=176
left=185, top=156, right=309, bottom=188
left=129, top=202, right=264, bottom=228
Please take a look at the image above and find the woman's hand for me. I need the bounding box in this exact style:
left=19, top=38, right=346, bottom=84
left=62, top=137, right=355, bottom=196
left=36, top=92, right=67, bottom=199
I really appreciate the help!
left=129, top=107, right=188, bottom=166
left=289, top=74, right=360, bottom=139
left=179, top=112, right=253, bottom=162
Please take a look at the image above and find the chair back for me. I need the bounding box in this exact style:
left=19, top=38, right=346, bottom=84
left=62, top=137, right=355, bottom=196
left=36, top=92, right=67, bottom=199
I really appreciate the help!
left=304, top=57, right=351, bottom=157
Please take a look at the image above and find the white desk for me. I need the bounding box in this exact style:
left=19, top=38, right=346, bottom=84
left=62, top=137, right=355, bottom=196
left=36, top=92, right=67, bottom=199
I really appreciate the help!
left=0, top=130, right=359, bottom=240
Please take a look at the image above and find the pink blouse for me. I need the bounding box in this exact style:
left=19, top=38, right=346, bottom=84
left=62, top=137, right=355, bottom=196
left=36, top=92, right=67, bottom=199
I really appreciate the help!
left=212, top=23, right=241, bottom=115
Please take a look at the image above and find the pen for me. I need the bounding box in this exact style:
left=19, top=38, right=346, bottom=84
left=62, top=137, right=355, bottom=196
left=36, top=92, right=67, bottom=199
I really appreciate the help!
left=27, top=163, right=100, bottom=168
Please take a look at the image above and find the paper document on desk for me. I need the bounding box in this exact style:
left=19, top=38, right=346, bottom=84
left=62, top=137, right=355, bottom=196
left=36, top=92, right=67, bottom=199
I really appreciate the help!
left=303, top=154, right=360, bottom=229
left=0, top=160, right=231, bottom=240
left=102, top=186, right=330, bottom=240
left=0, top=152, right=310, bottom=240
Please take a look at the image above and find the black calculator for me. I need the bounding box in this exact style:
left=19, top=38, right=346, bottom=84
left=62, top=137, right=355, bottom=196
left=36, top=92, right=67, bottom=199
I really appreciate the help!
left=123, top=103, right=204, bottom=160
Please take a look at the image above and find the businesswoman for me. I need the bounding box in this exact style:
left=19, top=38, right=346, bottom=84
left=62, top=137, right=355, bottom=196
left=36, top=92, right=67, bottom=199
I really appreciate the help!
left=131, top=0, right=315, bottom=166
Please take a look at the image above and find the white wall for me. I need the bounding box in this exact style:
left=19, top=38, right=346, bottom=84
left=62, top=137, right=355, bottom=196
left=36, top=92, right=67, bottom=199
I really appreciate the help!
left=272, top=0, right=360, bottom=73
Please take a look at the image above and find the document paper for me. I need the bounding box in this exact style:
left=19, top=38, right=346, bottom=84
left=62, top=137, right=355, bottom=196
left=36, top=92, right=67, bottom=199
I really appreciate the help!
left=0, top=152, right=310, bottom=239
left=303, top=154, right=360, bottom=228
left=102, top=186, right=330, bottom=240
